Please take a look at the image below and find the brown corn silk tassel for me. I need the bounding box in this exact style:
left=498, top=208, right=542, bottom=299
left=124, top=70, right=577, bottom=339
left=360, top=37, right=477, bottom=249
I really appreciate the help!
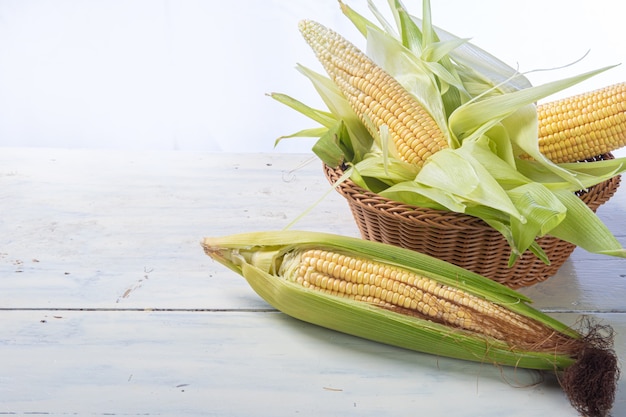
left=559, top=319, right=619, bottom=417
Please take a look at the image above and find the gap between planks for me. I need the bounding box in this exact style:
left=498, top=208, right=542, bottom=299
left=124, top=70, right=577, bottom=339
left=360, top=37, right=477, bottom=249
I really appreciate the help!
left=0, top=307, right=278, bottom=312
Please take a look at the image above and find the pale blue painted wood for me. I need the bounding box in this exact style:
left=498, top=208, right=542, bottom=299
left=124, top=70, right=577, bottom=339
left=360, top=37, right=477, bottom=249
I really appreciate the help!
left=0, top=149, right=624, bottom=416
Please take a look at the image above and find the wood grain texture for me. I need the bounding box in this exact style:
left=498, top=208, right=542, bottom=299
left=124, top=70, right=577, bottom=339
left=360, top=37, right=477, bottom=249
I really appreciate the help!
left=3, top=309, right=624, bottom=417
left=0, top=148, right=624, bottom=416
left=0, top=149, right=359, bottom=309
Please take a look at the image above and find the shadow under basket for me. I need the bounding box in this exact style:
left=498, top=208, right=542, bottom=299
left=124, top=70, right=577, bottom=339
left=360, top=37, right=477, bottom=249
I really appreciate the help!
left=324, top=153, right=621, bottom=289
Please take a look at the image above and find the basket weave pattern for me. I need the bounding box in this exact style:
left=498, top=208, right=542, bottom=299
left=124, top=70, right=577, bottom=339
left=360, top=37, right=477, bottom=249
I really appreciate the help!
left=324, top=154, right=621, bottom=288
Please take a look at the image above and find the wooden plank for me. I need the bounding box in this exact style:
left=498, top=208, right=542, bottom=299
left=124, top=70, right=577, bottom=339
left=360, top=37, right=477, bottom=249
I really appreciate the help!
left=519, top=253, right=626, bottom=313
left=0, top=149, right=360, bottom=309
left=2, top=309, right=623, bottom=416
left=2, top=147, right=625, bottom=312
left=2, top=148, right=625, bottom=312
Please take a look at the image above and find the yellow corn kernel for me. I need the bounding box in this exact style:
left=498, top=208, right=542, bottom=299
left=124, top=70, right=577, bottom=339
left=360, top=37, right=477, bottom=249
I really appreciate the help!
left=281, top=248, right=550, bottom=343
left=298, top=19, right=448, bottom=167
left=537, top=82, right=626, bottom=163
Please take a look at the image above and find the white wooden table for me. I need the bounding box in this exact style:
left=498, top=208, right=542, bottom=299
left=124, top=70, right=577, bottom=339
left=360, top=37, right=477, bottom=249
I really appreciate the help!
left=1, top=148, right=624, bottom=416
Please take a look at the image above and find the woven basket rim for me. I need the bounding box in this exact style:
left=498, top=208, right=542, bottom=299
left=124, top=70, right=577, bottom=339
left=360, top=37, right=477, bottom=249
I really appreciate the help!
left=323, top=153, right=621, bottom=287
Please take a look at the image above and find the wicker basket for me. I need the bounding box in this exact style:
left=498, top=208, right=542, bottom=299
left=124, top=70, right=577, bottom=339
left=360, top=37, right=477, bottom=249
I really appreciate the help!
left=324, top=153, right=621, bottom=288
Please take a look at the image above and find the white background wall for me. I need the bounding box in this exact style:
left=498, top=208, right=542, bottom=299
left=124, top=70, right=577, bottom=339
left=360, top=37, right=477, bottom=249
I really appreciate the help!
left=1, top=0, right=625, bottom=153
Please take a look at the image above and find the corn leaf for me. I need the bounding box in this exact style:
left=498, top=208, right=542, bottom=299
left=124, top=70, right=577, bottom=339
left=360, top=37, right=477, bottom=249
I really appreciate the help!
left=501, top=104, right=581, bottom=187
left=414, top=147, right=523, bottom=220
left=380, top=180, right=464, bottom=212
left=387, top=0, right=468, bottom=114
left=353, top=153, right=419, bottom=184
left=423, top=38, right=470, bottom=68
left=296, top=64, right=374, bottom=162
left=274, top=127, right=329, bottom=142
left=417, top=0, right=433, bottom=49
left=392, top=0, right=422, bottom=53
left=368, top=0, right=398, bottom=36
left=548, top=190, right=626, bottom=258
left=409, top=17, right=532, bottom=94
left=517, top=156, right=626, bottom=192
left=506, top=183, right=567, bottom=264
left=269, top=92, right=336, bottom=128
left=311, top=121, right=349, bottom=167
left=365, top=26, right=456, bottom=147
left=338, top=1, right=379, bottom=37
left=449, top=66, right=614, bottom=147
left=346, top=165, right=393, bottom=194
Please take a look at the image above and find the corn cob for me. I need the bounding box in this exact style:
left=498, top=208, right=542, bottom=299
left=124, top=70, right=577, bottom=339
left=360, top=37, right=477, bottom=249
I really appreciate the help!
left=282, top=247, right=572, bottom=351
left=203, top=230, right=618, bottom=417
left=298, top=19, right=448, bottom=167
left=537, top=82, right=626, bottom=163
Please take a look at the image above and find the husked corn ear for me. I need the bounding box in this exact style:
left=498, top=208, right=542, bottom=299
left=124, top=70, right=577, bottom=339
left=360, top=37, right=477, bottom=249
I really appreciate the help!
left=298, top=19, right=448, bottom=166
left=279, top=247, right=571, bottom=351
left=538, top=82, right=626, bottom=163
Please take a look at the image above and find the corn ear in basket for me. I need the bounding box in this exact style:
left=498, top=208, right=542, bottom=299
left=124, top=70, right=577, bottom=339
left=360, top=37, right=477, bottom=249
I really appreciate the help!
left=203, top=230, right=619, bottom=417
left=537, top=82, right=626, bottom=163
left=297, top=19, right=449, bottom=167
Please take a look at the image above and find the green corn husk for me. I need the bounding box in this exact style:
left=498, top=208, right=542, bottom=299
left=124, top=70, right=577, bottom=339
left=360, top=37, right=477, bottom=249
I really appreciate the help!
left=203, top=230, right=619, bottom=417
